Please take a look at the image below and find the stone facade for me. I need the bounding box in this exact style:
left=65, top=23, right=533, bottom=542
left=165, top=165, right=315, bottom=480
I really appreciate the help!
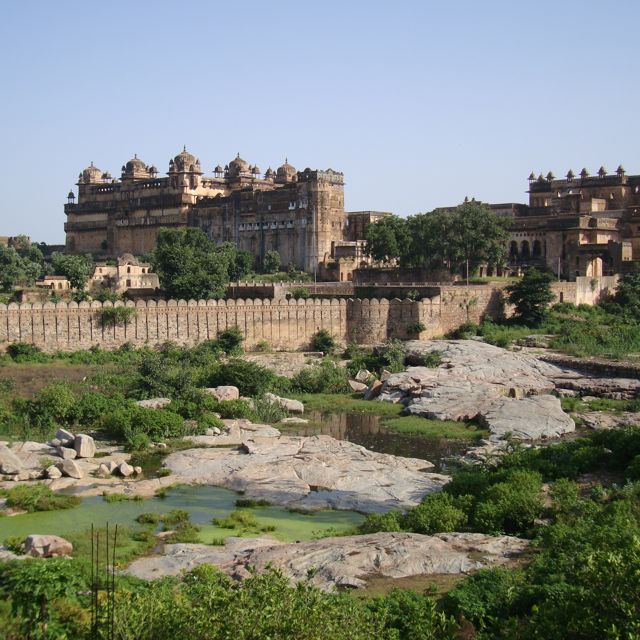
left=89, top=254, right=159, bottom=293
left=493, top=166, right=640, bottom=279
left=65, top=150, right=346, bottom=272
left=0, top=277, right=617, bottom=353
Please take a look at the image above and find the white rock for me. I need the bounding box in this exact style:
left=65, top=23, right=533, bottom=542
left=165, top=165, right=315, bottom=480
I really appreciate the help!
left=205, top=427, right=222, bottom=436
left=57, top=459, right=84, bottom=479
left=204, top=386, right=240, bottom=402
left=348, top=380, right=368, bottom=393
left=135, top=398, right=172, bottom=409
left=280, top=417, right=309, bottom=424
left=119, top=461, right=134, bottom=477
left=57, top=446, right=77, bottom=460
left=0, top=445, right=23, bottom=474
left=95, top=463, right=112, bottom=478
left=74, top=434, right=96, bottom=458
left=25, top=534, right=73, bottom=558
left=46, top=465, right=63, bottom=479
left=355, top=369, right=371, bottom=383
left=55, top=428, right=75, bottom=442
left=134, top=466, right=142, bottom=475
left=264, top=393, right=305, bottom=414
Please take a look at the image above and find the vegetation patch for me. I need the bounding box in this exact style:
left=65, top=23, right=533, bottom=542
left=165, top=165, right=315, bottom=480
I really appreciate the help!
left=4, top=485, right=80, bottom=512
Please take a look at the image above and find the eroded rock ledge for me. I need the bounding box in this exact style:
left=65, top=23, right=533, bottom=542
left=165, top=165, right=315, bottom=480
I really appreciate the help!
left=165, top=434, right=450, bottom=513
left=126, top=532, right=529, bottom=590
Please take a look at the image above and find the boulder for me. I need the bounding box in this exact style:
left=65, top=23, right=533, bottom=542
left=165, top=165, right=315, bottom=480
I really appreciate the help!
left=264, top=393, right=304, bottom=414
left=348, top=380, right=368, bottom=393
left=205, top=427, right=222, bottom=436
left=57, top=446, right=77, bottom=460
left=49, top=438, right=62, bottom=448
left=74, top=434, right=96, bottom=458
left=355, top=369, right=371, bottom=383
left=95, top=463, right=112, bottom=478
left=480, top=395, right=576, bottom=441
left=204, top=386, right=240, bottom=402
left=134, top=466, right=142, bottom=475
left=107, top=460, right=119, bottom=473
left=57, top=459, right=84, bottom=479
left=135, top=398, right=172, bottom=410
left=55, top=428, right=75, bottom=442
left=25, top=534, right=73, bottom=558
left=46, top=465, right=63, bottom=479
left=0, top=445, right=23, bottom=475
left=364, top=380, right=383, bottom=400
left=118, top=461, right=134, bottom=477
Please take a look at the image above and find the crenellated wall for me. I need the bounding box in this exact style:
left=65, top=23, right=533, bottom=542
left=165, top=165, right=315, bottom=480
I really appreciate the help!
left=0, top=276, right=618, bottom=352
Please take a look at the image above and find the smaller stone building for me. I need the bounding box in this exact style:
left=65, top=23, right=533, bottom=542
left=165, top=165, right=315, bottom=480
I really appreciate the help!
left=35, top=275, right=71, bottom=291
left=89, top=254, right=159, bottom=293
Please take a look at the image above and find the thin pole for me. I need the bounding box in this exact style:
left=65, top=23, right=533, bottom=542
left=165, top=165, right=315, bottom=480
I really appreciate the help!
left=558, top=256, right=561, bottom=281
left=106, top=522, right=110, bottom=635
left=90, top=524, right=95, bottom=635
left=111, top=524, right=118, bottom=640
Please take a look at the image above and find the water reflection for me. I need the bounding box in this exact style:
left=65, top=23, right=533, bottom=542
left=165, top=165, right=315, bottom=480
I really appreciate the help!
left=284, top=411, right=472, bottom=472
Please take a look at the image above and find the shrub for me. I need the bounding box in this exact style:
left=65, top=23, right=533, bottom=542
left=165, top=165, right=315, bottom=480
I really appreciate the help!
left=311, top=329, right=336, bottom=354
left=5, top=485, right=80, bottom=512
left=136, top=512, right=162, bottom=525
left=289, top=287, right=310, bottom=300
left=446, top=322, right=479, bottom=339
left=103, top=405, right=190, bottom=447
left=406, top=321, right=426, bottom=337
left=6, top=342, right=48, bottom=363
left=254, top=339, right=271, bottom=353
left=206, top=359, right=280, bottom=397
left=164, top=521, right=201, bottom=543
left=358, top=511, right=403, bottom=534
left=401, top=493, right=471, bottom=534
left=97, top=306, right=137, bottom=327
left=472, top=469, right=543, bottom=534
left=216, top=326, right=244, bottom=356
left=291, top=359, right=351, bottom=394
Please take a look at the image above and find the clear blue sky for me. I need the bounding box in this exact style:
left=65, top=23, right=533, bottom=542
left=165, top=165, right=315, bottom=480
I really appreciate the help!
left=1, top=0, right=638, bottom=243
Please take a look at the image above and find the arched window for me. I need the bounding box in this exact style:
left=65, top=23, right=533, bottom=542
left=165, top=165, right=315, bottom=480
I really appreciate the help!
left=509, top=241, right=518, bottom=258
left=533, top=240, right=542, bottom=257
left=521, top=240, right=530, bottom=258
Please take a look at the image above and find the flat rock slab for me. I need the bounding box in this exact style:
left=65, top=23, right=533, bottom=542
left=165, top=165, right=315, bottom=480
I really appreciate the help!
left=126, top=532, right=529, bottom=590
left=480, top=395, right=575, bottom=441
left=382, top=340, right=577, bottom=442
left=165, top=434, right=449, bottom=513
left=186, top=419, right=281, bottom=447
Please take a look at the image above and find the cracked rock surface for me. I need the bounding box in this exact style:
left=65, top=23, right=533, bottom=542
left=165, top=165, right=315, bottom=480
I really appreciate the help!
left=165, top=434, right=449, bottom=513
left=126, top=532, right=529, bottom=590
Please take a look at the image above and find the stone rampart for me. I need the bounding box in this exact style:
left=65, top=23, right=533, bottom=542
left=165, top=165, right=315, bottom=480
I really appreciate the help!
left=0, top=276, right=617, bottom=352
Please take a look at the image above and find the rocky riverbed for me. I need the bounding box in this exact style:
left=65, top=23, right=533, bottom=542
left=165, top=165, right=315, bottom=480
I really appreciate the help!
left=126, top=531, right=529, bottom=591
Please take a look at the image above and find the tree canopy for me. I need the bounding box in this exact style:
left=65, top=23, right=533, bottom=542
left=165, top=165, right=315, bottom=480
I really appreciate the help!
left=506, top=268, right=555, bottom=325
left=51, top=253, right=94, bottom=290
left=364, top=203, right=509, bottom=275
left=151, top=228, right=253, bottom=300
left=0, top=237, right=45, bottom=291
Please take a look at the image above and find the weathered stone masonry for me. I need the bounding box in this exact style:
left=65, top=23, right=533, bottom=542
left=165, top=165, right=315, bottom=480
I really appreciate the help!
left=0, top=277, right=618, bottom=352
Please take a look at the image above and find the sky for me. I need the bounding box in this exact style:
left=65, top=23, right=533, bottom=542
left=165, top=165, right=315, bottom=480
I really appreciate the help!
left=1, top=0, right=639, bottom=243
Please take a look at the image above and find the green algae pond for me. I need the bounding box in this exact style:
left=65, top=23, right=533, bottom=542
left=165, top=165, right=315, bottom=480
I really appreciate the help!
left=0, top=484, right=364, bottom=545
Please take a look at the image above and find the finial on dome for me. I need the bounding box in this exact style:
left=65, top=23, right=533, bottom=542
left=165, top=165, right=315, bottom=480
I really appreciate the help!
left=183, top=145, right=186, bottom=152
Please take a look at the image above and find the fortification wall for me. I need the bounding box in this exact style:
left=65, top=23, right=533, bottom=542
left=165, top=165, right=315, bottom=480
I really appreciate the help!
left=0, top=276, right=618, bottom=352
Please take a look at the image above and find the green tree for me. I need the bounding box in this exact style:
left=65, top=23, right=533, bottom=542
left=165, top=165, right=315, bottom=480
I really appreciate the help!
left=233, top=249, right=255, bottom=279
left=609, top=270, right=640, bottom=319
left=51, top=252, right=94, bottom=290
left=151, top=228, right=230, bottom=300
left=263, top=250, right=281, bottom=273
left=364, top=214, right=410, bottom=263
left=506, top=268, right=555, bottom=325
left=0, top=244, right=42, bottom=290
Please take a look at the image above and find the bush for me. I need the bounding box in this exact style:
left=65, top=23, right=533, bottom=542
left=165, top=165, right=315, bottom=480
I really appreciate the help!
left=5, top=484, right=80, bottom=512
left=401, top=493, right=471, bottom=534
left=311, top=329, right=336, bottom=354
left=6, top=343, right=48, bottom=363
left=206, top=359, right=281, bottom=397
left=291, top=359, right=351, bottom=394
left=216, top=326, right=244, bottom=356
left=103, top=404, right=190, bottom=447
left=289, top=287, right=310, bottom=300
left=472, top=469, right=543, bottom=534
left=358, top=511, right=402, bottom=534
left=254, top=339, right=271, bottom=352
left=445, top=322, right=479, bottom=339
left=97, top=306, right=137, bottom=327
left=406, top=321, right=426, bottom=337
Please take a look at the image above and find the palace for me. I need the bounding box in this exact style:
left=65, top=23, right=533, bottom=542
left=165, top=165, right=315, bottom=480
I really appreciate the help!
left=500, top=166, right=640, bottom=278
left=64, top=149, right=355, bottom=273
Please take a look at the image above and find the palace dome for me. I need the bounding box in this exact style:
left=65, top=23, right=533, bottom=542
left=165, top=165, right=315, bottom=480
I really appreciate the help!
left=276, top=159, right=296, bottom=183
left=171, top=147, right=201, bottom=173
left=227, top=153, right=251, bottom=177
left=125, top=155, right=147, bottom=172
left=80, top=162, right=103, bottom=184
